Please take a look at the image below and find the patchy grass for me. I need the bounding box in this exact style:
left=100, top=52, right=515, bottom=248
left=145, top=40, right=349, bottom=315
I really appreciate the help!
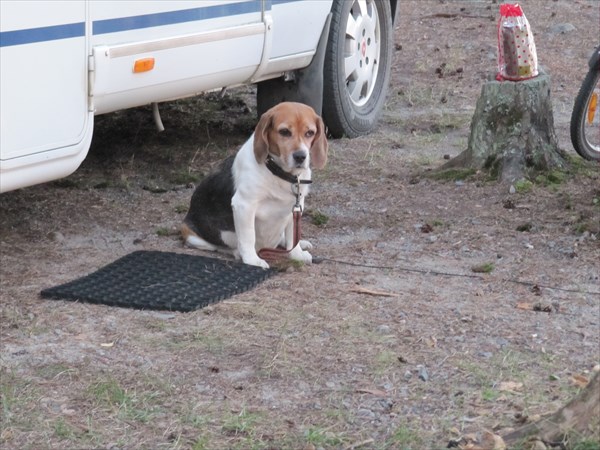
left=471, top=262, right=495, bottom=273
left=514, top=179, right=534, bottom=193
left=572, top=439, right=600, bottom=450
left=516, top=222, right=533, bottom=232
left=481, top=387, right=501, bottom=402
left=1, top=369, right=40, bottom=428
left=374, top=350, right=400, bottom=374
left=52, top=417, right=77, bottom=440
left=535, top=169, right=568, bottom=187
left=221, top=408, right=262, bottom=437
left=308, top=209, right=329, bottom=226
left=567, top=154, right=599, bottom=178
left=304, top=426, right=344, bottom=447
left=35, top=363, right=77, bottom=381
left=155, top=227, right=171, bottom=236
left=175, top=204, right=188, bottom=214
left=86, top=375, right=169, bottom=425
left=385, top=424, right=424, bottom=449
left=170, top=170, right=201, bottom=185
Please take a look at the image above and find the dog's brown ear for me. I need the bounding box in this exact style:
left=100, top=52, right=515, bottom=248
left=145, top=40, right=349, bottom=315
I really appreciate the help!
left=253, top=110, right=273, bottom=164
left=310, top=116, right=328, bottom=170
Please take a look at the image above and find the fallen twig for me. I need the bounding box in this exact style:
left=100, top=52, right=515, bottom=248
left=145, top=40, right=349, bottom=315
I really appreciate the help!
left=350, top=286, right=399, bottom=297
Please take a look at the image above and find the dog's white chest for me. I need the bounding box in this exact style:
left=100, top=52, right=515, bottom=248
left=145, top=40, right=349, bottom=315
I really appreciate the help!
left=253, top=187, right=306, bottom=249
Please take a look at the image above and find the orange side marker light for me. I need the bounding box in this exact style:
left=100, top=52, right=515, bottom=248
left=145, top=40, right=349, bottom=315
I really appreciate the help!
left=133, top=57, right=155, bottom=73
left=587, top=92, right=598, bottom=125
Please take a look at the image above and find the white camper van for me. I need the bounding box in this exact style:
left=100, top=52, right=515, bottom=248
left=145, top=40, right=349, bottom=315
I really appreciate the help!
left=0, top=0, right=397, bottom=193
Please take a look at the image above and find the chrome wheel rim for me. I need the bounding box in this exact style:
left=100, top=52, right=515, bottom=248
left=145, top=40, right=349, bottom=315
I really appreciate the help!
left=344, top=0, right=381, bottom=107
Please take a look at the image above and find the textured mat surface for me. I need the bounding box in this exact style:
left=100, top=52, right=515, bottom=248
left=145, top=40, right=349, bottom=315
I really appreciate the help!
left=40, top=251, right=275, bottom=312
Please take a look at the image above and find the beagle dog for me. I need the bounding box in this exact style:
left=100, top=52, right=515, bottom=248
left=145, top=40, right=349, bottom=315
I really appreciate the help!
left=181, top=102, right=328, bottom=269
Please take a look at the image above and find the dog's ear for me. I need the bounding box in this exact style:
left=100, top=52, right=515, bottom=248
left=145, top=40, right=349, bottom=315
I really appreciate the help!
left=310, top=116, right=328, bottom=170
left=253, top=109, right=273, bottom=164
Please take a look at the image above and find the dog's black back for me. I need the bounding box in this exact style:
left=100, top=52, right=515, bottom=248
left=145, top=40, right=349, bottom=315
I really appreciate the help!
left=183, top=156, right=235, bottom=246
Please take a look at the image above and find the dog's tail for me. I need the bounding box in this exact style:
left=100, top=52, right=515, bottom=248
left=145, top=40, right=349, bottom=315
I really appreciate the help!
left=181, top=223, right=218, bottom=251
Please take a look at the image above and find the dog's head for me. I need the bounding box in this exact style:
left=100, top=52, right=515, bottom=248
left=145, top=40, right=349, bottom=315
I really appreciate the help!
left=253, top=102, right=328, bottom=172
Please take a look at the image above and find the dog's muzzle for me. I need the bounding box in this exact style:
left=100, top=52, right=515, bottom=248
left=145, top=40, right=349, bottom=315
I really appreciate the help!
left=292, top=150, right=308, bottom=167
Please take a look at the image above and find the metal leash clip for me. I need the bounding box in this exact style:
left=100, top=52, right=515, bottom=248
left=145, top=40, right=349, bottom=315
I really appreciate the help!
left=292, top=177, right=303, bottom=213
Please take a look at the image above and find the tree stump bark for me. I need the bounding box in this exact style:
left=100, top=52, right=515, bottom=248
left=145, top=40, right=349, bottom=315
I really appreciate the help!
left=443, top=70, right=569, bottom=182
left=503, top=371, right=600, bottom=448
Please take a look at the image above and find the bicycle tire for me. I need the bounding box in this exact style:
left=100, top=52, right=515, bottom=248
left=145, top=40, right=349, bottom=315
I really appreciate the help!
left=570, top=67, right=600, bottom=161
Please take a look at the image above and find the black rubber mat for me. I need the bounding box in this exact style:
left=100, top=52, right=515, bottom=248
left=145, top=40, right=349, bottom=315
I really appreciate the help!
left=40, top=251, right=275, bottom=312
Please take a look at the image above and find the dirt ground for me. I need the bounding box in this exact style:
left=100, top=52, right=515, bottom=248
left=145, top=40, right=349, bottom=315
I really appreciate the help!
left=1, top=1, right=599, bottom=449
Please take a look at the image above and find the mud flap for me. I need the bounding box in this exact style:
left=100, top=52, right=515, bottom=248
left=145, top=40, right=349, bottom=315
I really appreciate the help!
left=257, top=13, right=332, bottom=116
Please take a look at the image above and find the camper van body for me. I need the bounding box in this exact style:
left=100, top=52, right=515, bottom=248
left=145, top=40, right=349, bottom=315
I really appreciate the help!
left=0, top=0, right=332, bottom=192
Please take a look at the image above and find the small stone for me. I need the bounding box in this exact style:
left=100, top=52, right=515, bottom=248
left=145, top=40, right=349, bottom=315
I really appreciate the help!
left=376, top=324, right=391, bottom=334
left=548, top=23, right=576, bottom=34
left=530, top=439, right=549, bottom=450
left=509, top=185, right=516, bottom=194
left=418, top=367, right=429, bottom=381
left=357, top=408, right=375, bottom=419
left=496, top=337, right=509, bottom=348
left=47, top=231, right=65, bottom=242
left=378, top=399, right=394, bottom=412
left=403, top=370, right=413, bottom=381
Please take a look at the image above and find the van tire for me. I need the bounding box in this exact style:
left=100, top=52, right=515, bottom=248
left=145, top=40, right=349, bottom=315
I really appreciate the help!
left=322, top=0, right=393, bottom=138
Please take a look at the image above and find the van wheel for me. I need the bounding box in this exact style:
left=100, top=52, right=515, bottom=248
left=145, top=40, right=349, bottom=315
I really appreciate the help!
left=322, top=0, right=393, bottom=138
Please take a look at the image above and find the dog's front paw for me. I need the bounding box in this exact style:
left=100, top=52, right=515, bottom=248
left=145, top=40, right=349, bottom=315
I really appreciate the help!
left=289, top=245, right=312, bottom=265
left=299, top=239, right=313, bottom=251
left=242, top=255, right=270, bottom=269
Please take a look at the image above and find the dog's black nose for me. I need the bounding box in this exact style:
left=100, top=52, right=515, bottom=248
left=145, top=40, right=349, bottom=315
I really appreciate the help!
left=293, top=151, right=307, bottom=164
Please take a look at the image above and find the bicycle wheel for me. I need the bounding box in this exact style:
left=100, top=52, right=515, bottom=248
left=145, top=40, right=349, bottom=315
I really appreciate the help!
left=570, top=67, right=600, bottom=161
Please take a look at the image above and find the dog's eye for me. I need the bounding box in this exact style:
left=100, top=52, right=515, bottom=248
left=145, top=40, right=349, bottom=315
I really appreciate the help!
left=278, top=128, right=291, bottom=137
left=305, top=130, right=315, bottom=138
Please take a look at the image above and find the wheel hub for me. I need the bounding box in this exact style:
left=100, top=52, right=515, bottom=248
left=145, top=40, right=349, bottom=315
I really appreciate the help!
left=345, top=0, right=381, bottom=107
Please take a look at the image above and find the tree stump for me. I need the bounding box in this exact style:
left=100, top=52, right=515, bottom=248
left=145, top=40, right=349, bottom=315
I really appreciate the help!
left=443, top=70, right=569, bottom=182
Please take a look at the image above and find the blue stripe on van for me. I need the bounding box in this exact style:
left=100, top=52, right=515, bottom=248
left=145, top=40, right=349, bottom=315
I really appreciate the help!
left=0, top=0, right=303, bottom=47
left=0, top=22, right=85, bottom=47
left=93, top=1, right=262, bottom=35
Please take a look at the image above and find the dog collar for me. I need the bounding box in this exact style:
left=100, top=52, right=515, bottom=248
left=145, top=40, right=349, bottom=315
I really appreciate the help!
left=265, top=156, right=312, bottom=185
